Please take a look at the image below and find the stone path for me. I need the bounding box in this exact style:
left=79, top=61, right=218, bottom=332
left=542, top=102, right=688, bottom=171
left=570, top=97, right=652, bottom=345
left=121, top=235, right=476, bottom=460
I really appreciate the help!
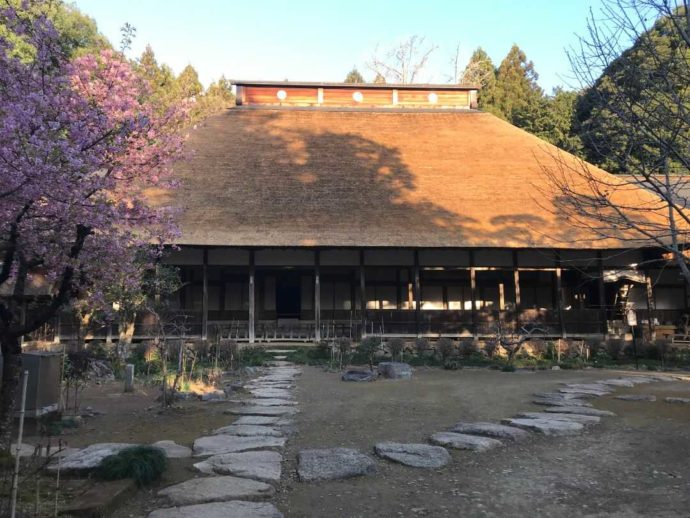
left=149, top=349, right=302, bottom=518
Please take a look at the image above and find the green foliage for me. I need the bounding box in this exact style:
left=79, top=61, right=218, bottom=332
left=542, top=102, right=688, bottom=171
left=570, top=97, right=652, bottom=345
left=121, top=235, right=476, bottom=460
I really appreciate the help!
left=356, top=336, right=381, bottom=370
left=436, top=337, right=455, bottom=363
left=238, top=346, right=273, bottom=366
left=414, top=337, right=429, bottom=357
left=493, top=44, right=543, bottom=123
left=285, top=346, right=330, bottom=365
left=344, top=67, right=365, bottom=83
left=96, top=446, right=168, bottom=487
left=501, top=364, right=516, bottom=372
left=462, top=47, right=497, bottom=109
left=387, top=337, right=405, bottom=361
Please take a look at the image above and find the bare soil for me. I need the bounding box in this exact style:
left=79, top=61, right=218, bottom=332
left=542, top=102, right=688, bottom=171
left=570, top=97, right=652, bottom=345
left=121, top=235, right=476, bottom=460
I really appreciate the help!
left=18, top=367, right=690, bottom=517
left=277, top=366, right=690, bottom=518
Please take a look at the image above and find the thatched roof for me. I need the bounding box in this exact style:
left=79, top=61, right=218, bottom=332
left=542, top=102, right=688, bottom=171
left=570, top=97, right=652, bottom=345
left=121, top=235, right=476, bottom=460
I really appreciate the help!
left=148, top=107, right=670, bottom=249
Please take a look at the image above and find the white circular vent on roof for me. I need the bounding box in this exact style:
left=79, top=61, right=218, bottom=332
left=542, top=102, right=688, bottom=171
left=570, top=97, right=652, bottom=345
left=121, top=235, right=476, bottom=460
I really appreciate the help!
left=276, top=89, right=287, bottom=101
left=428, top=92, right=438, bottom=104
left=352, top=91, right=364, bottom=103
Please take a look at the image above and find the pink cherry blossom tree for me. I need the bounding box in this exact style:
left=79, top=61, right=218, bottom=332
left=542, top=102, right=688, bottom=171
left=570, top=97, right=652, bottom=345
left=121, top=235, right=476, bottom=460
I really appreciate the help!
left=0, top=6, right=186, bottom=447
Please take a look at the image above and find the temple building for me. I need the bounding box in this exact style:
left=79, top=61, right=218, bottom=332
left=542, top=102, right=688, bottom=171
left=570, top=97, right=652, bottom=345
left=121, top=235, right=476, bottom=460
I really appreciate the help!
left=115, top=81, right=690, bottom=342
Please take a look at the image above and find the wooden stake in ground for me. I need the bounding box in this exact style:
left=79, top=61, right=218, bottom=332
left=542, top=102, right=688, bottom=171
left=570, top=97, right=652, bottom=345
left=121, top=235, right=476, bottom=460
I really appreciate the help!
left=10, top=370, right=29, bottom=518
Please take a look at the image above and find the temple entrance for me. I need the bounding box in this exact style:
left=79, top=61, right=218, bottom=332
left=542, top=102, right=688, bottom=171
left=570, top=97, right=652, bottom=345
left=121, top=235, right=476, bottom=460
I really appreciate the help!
left=276, top=271, right=301, bottom=319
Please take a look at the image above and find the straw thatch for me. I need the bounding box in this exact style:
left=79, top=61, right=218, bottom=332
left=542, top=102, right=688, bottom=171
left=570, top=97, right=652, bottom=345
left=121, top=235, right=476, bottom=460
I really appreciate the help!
left=147, top=107, right=670, bottom=249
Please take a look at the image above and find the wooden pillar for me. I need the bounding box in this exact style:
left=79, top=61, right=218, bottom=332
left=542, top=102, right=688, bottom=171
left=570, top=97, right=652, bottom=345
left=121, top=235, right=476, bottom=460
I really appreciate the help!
left=314, top=251, right=321, bottom=343
left=359, top=250, right=366, bottom=338
left=414, top=250, right=421, bottom=337
left=469, top=250, right=478, bottom=339
left=597, top=252, right=607, bottom=338
left=513, top=251, right=521, bottom=330
left=645, top=272, right=656, bottom=339
left=202, top=248, right=208, bottom=341
left=556, top=267, right=566, bottom=339
left=249, top=251, right=255, bottom=344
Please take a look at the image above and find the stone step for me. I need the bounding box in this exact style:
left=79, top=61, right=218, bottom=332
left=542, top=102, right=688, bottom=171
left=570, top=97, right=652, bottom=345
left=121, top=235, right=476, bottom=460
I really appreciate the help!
left=374, top=442, right=450, bottom=468
left=158, top=476, right=275, bottom=506
left=429, top=432, right=502, bottom=452
left=193, top=435, right=287, bottom=456
left=193, top=451, right=283, bottom=483
left=501, top=418, right=584, bottom=436
left=148, top=501, right=283, bottom=518
left=60, top=479, right=135, bottom=516
left=450, top=422, right=530, bottom=441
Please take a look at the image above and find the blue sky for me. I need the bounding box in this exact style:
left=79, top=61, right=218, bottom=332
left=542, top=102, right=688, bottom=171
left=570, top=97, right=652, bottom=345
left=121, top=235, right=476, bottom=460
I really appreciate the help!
left=75, top=0, right=599, bottom=92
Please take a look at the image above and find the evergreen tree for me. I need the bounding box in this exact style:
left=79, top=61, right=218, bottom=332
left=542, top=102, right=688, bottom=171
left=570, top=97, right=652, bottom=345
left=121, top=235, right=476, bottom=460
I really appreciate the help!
left=493, top=44, right=544, bottom=124
left=373, top=72, right=386, bottom=84
left=344, top=67, right=365, bottom=83
left=177, top=64, right=203, bottom=99
left=461, top=47, right=497, bottom=111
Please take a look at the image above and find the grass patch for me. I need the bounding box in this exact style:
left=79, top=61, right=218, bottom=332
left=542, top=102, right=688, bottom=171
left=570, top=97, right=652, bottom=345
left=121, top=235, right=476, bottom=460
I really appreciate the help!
left=96, top=446, right=168, bottom=487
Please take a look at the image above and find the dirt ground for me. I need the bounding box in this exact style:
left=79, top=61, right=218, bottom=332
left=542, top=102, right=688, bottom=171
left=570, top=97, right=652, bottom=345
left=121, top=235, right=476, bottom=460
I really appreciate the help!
left=20, top=366, right=690, bottom=517
left=277, top=367, right=690, bottom=518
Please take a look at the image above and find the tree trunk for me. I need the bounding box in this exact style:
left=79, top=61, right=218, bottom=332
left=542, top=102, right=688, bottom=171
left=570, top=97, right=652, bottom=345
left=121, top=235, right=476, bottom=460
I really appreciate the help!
left=0, top=334, right=22, bottom=451
left=117, top=313, right=136, bottom=358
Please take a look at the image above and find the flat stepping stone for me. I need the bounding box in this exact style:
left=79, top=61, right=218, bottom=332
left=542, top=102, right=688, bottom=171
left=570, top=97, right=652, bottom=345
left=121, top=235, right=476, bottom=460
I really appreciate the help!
left=532, top=398, right=593, bottom=408
left=149, top=501, right=283, bottom=518
left=535, top=391, right=594, bottom=400
left=374, top=442, right=450, bottom=468
left=429, top=432, right=502, bottom=452
left=233, top=415, right=293, bottom=426
left=297, top=448, right=376, bottom=482
left=225, top=406, right=298, bottom=417
left=230, top=398, right=297, bottom=407
left=542, top=406, right=616, bottom=417
left=47, top=443, right=137, bottom=473
left=615, top=394, right=657, bottom=402
left=193, top=451, right=282, bottom=483
left=265, top=349, right=297, bottom=353
left=502, top=418, right=584, bottom=436
left=450, top=421, right=530, bottom=441
left=61, top=479, right=135, bottom=516
left=214, top=425, right=285, bottom=437
left=342, top=370, right=377, bottom=382
left=151, top=440, right=192, bottom=458
left=599, top=379, right=636, bottom=387
left=516, top=412, right=601, bottom=425
left=559, top=388, right=610, bottom=397
left=562, top=383, right=612, bottom=392
left=665, top=397, right=690, bottom=404
left=267, top=360, right=293, bottom=367
left=158, top=476, right=274, bottom=506
left=249, top=389, right=294, bottom=399
left=193, top=435, right=286, bottom=456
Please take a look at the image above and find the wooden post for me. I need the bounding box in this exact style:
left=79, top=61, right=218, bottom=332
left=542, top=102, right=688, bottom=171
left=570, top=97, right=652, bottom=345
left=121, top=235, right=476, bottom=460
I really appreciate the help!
left=249, top=251, right=255, bottom=344
left=597, top=252, right=608, bottom=338
left=556, top=267, right=566, bottom=339
left=359, top=250, right=366, bottom=338
left=314, top=251, right=321, bottom=343
left=413, top=250, right=421, bottom=337
left=513, top=251, right=521, bottom=330
left=201, top=248, right=208, bottom=341
left=645, top=273, right=656, bottom=340
left=469, top=250, right=478, bottom=339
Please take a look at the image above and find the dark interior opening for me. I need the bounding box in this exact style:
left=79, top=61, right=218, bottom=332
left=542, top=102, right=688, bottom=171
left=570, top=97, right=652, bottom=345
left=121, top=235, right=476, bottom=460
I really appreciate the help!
left=276, top=271, right=301, bottom=319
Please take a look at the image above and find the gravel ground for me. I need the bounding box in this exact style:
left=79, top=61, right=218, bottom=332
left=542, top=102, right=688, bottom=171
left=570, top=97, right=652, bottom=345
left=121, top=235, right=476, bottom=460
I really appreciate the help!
left=276, top=366, right=690, bottom=518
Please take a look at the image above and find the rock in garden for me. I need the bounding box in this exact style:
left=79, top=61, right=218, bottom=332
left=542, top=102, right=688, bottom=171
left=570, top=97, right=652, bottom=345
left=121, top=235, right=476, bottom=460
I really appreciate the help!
left=213, top=425, right=285, bottom=437
left=158, top=476, right=274, bottom=506
left=201, top=390, right=227, bottom=401
left=297, top=448, right=376, bottom=482
left=559, top=388, right=610, bottom=397
left=614, top=394, right=657, bottom=402
left=515, top=412, right=601, bottom=425
left=665, top=397, right=690, bottom=404
left=192, top=451, right=282, bottom=483
left=599, top=379, right=636, bottom=387
left=562, top=383, right=612, bottom=392
left=249, top=389, right=294, bottom=399
left=230, top=398, right=297, bottom=407
left=373, top=442, right=450, bottom=468
left=377, top=362, right=413, bottom=380
left=233, top=416, right=292, bottom=426
left=151, top=440, right=192, bottom=458
left=532, top=398, right=593, bottom=408
left=193, top=435, right=286, bottom=456
left=341, top=370, right=377, bottom=382
left=148, top=501, right=283, bottom=518
left=535, top=391, right=594, bottom=400
left=47, top=443, right=137, bottom=473
left=429, top=432, right=502, bottom=452
left=225, top=406, right=298, bottom=417
left=450, top=422, right=530, bottom=442
left=542, top=406, right=616, bottom=417
left=501, top=418, right=584, bottom=436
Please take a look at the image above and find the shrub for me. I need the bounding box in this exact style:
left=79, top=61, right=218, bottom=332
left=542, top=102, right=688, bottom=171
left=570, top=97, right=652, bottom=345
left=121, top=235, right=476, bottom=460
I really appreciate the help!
left=605, top=339, right=625, bottom=359
left=444, top=359, right=462, bottom=370
left=88, top=340, right=110, bottom=359
left=501, top=364, right=516, bottom=372
left=357, top=336, right=381, bottom=370
left=414, top=337, right=429, bottom=357
left=458, top=339, right=478, bottom=358
left=483, top=339, right=498, bottom=358
left=387, top=337, right=405, bottom=361
left=96, top=446, right=168, bottom=487
left=436, top=338, right=455, bottom=363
